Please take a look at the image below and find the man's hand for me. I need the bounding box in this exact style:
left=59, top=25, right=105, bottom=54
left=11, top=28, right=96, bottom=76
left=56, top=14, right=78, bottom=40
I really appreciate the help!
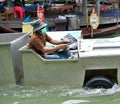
left=62, top=40, right=72, bottom=44
left=57, top=44, right=68, bottom=50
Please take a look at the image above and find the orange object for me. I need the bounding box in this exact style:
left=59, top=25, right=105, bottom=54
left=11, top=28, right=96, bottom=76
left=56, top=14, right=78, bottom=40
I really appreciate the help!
left=14, top=6, right=26, bottom=18
left=37, top=7, right=44, bottom=23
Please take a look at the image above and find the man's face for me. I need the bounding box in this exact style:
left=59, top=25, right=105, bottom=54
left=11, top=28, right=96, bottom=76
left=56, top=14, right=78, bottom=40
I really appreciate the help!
left=40, top=27, right=47, bottom=35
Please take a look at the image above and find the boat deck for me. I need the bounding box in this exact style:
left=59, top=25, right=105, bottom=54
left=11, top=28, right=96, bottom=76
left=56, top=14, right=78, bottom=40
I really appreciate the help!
left=78, top=37, right=120, bottom=58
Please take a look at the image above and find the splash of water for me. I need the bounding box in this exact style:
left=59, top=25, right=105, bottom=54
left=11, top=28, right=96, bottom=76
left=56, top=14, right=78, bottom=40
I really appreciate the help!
left=59, top=84, right=120, bottom=97
left=0, top=84, right=120, bottom=98
left=62, top=100, right=90, bottom=104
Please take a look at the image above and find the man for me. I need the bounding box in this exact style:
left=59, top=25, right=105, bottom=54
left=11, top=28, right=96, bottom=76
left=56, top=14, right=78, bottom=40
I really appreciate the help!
left=28, top=19, right=71, bottom=59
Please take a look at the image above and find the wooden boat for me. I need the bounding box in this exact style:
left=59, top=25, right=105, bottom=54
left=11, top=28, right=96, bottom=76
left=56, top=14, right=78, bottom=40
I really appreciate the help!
left=1, top=22, right=120, bottom=39
left=0, top=24, right=18, bottom=33
left=82, top=24, right=120, bottom=38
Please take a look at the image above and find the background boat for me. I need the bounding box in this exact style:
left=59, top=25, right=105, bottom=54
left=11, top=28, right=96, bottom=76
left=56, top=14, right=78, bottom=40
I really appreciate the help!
left=82, top=23, right=120, bottom=38
left=1, top=0, right=120, bottom=38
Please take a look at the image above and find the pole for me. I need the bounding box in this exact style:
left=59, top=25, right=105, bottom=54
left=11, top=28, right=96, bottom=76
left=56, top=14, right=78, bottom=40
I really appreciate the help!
left=91, top=26, right=93, bottom=37
left=117, top=0, right=120, bottom=26
left=117, top=8, right=119, bottom=26
left=22, top=0, right=25, bottom=6
left=0, top=12, right=2, bottom=21
left=96, top=0, right=100, bottom=17
left=86, top=7, right=88, bottom=28
left=82, top=0, right=87, bottom=16
left=7, top=0, right=12, bottom=7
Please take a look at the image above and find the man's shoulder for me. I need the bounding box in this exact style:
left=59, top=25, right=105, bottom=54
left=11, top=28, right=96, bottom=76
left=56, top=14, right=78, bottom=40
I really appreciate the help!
left=31, top=34, right=43, bottom=42
left=31, top=34, right=38, bottom=38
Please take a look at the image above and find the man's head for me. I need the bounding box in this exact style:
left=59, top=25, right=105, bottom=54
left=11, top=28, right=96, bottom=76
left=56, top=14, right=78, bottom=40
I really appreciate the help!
left=32, top=19, right=47, bottom=33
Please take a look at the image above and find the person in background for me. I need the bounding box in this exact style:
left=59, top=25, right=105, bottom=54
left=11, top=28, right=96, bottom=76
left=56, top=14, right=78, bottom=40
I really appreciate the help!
left=28, top=19, right=71, bottom=59
left=14, top=0, right=25, bottom=18
left=14, top=0, right=23, bottom=7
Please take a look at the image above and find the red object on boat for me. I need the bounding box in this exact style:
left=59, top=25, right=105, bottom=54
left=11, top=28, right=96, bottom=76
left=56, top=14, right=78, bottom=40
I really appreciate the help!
left=37, top=7, right=45, bottom=23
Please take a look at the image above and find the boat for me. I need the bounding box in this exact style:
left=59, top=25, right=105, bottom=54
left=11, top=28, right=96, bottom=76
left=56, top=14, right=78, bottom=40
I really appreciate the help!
left=1, top=21, right=120, bottom=38
left=19, top=30, right=120, bottom=88
left=82, top=24, right=120, bottom=38
left=1, top=30, right=120, bottom=88
left=0, top=24, right=17, bottom=33
left=0, top=32, right=30, bottom=85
